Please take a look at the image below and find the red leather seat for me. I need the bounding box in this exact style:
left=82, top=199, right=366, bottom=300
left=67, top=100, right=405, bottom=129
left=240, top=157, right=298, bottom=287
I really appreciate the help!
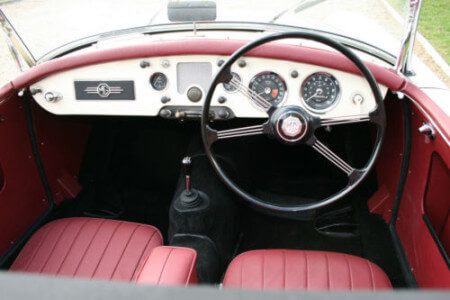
left=11, top=217, right=163, bottom=281
left=223, top=249, right=392, bottom=291
left=137, top=246, right=198, bottom=285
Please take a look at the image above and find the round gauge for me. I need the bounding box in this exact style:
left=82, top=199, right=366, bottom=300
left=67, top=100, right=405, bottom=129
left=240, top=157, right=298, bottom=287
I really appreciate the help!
left=223, top=72, right=241, bottom=92
left=301, top=72, right=340, bottom=112
left=150, top=72, right=168, bottom=91
left=249, top=72, right=287, bottom=106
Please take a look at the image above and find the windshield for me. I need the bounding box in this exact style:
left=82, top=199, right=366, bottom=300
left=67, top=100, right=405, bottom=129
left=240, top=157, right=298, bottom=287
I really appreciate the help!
left=0, top=0, right=409, bottom=60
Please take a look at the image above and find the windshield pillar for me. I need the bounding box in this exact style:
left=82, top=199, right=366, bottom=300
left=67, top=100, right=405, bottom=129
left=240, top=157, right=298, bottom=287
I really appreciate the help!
left=395, top=0, right=422, bottom=75
left=0, top=9, right=36, bottom=71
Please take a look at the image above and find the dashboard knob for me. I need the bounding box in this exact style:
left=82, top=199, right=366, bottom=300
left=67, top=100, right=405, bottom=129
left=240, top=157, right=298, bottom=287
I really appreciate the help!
left=290, top=70, right=299, bottom=78
left=159, top=109, right=172, bottom=118
left=217, top=109, right=230, bottom=119
left=187, top=86, right=203, bottom=102
left=161, top=59, right=170, bottom=68
left=218, top=96, right=227, bottom=104
left=140, top=60, right=150, bottom=68
left=44, top=91, right=62, bottom=103
left=161, top=96, right=171, bottom=104
left=352, top=94, right=364, bottom=105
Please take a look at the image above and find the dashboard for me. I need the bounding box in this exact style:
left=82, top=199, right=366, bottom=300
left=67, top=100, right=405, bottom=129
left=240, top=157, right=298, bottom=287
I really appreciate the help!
left=31, top=55, right=387, bottom=120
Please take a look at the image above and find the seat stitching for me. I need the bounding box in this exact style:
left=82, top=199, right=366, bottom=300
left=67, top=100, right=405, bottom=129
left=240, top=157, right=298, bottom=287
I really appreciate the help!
left=56, top=219, right=90, bottom=275
left=110, top=224, right=142, bottom=280
left=157, top=248, right=174, bottom=284
left=345, top=255, right=353, bottom=291
left=23, top=226, right=52, bottom=271
left=73, top=219, right=107, bottom=277
left=38, top=221, right=72, bottom=273
left=91, top=221, right=123, bottom=278
left=367, top=260, right=375, bottom=290
left=130, top=229, right=158, bottom=281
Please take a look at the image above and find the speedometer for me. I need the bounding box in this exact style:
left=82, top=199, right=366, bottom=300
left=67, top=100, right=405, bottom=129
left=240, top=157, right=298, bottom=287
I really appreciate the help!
left=301, top=72, right=340, bottom=112
left=249, top=72, right=287, bottom=107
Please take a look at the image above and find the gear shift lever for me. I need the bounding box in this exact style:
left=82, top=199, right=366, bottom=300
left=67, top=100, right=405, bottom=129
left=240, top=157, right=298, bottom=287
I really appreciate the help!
left=182, top=156, right=192, bottom=195
left=180, top=156, right=201, bottom=207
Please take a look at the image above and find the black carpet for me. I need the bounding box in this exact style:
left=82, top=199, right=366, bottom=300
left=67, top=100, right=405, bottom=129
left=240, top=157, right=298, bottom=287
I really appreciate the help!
left=237, top=198, right=406, bottom=288
left=50, top=117, right=405, bottom=287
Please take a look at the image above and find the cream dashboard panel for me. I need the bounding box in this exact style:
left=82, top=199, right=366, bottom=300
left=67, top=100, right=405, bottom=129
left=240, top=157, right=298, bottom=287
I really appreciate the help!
left=31, top=55, right=387, bottom=119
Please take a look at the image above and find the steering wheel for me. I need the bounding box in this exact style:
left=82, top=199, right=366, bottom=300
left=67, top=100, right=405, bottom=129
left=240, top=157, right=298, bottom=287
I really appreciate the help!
left=201, top=32, right=386, bottom=215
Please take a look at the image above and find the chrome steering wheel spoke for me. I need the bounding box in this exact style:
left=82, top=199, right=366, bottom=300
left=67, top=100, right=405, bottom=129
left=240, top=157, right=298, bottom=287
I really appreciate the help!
left=311, top=138, right=355, bottom=176
left=226, top=75, right=273, bottom=113
left=206, top=122, right=269, bottom=146
left=318, top=104, right=383, bottom=128
left=319, top=115, right=371, bottom=127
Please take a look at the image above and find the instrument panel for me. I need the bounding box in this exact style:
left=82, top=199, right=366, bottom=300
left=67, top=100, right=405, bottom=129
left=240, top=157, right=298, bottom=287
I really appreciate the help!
left=31, top=55, right=387, bottom=120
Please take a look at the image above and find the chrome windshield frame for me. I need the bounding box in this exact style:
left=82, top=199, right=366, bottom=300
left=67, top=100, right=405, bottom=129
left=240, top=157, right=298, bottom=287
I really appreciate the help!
left=395, top=0, right=423, bottom=75
left=0, top=8, right=36, bottom=70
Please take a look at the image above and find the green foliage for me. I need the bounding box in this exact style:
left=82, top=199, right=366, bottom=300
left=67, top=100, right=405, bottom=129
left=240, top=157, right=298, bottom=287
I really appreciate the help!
left=389, top=0, right=449, bottom=63
left=419, top=0, right=449, bottom=62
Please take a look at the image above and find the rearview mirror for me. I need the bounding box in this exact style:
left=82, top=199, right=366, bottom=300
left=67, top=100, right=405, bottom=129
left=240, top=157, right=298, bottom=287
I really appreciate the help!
left=168, top=1, right=217, bottom=22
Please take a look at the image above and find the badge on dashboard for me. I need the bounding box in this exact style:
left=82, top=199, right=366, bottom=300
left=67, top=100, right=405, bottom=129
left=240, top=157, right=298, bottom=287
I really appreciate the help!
left=74, top=81, right=135, bottom=100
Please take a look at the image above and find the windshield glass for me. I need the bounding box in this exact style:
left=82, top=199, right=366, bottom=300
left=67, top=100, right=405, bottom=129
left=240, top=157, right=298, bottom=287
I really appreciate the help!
left=1, top=0, right=409, bottom=60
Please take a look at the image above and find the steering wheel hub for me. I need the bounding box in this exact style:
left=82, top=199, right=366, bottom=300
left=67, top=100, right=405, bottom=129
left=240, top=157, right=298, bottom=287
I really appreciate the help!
left=271, top=106, right=312, bottom=144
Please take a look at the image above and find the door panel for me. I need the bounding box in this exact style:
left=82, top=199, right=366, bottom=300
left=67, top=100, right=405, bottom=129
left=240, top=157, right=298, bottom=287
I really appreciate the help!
left=396, top=84, right=450, bottom=288
left=31, top=102, right=90, bottom=205
left=0, top=87, right=49, bottom=257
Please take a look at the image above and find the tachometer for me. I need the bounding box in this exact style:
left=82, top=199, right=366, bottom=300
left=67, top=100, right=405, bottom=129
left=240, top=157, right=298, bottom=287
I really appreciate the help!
left=301, top=72, right=340, bottom=112
left=249, top=72, right=287, bottom=107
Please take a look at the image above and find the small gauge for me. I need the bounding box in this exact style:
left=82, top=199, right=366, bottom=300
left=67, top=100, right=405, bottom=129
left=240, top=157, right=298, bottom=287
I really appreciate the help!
left=150, top=72, right=168, bottom=91
left=249, top=71, right=287, bottom=106
left=223, top=72, right=241, bottom=92
left=301, top=72, right=340, bottom=112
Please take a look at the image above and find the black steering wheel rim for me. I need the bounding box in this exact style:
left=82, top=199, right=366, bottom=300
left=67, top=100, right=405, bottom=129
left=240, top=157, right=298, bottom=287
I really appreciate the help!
left=201, top=31, right=386, bottom=215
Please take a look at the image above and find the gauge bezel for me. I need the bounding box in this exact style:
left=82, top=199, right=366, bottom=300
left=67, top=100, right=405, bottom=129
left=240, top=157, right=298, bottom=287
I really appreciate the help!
left=248, top=71, right=288, bottom=109
left=300, top=71, right=341, bottom=114
left=149, top=72, right=169, bottom=91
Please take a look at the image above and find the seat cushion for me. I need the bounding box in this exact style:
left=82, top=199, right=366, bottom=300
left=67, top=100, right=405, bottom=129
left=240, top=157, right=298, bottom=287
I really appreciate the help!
left=223, top=249, right=392, bottom=291
left=10, top=217, right=163, bottom=282
left=137, top=246, right=198, bottom=286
